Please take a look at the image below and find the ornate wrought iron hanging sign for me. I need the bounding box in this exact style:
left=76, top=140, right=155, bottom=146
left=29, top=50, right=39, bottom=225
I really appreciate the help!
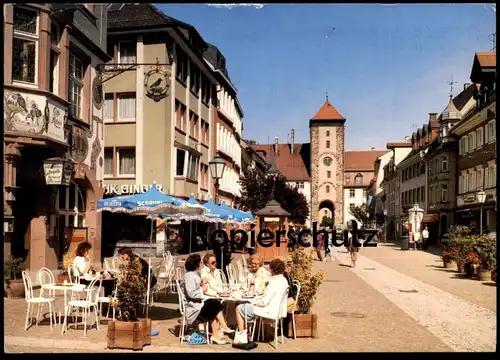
left=144, top=63, right=171, bottom=102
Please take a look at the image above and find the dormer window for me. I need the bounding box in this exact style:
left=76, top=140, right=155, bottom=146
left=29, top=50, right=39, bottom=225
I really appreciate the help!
left=355, top=174, right=363, bottom=184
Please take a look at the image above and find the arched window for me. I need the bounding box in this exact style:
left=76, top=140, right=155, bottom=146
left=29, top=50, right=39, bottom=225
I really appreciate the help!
left=355, top=174, right=363, bottom=184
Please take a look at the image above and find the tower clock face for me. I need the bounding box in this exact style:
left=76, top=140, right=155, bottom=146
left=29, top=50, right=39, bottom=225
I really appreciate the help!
left=323, top=156, right=333, bottom=166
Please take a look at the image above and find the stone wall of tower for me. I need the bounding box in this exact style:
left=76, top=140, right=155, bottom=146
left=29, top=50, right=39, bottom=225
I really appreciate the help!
left=310, top=124, right=345, bottom=227
left=310, top=126, right=320, bottom=224
left=334, top=126, right=345, bottom=226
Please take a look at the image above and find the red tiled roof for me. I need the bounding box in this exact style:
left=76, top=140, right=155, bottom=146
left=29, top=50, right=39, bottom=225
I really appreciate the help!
left=251, top=144, right=311, bottom=181
left=475, top=52, right=496, bottom=68
left=344, top=150, right=389, bottom=171
left=311, top=100, right=345, bottom=121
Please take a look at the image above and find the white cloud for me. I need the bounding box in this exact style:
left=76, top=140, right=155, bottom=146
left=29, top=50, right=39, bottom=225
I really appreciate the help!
left=206, top=4, right=265, bottom=9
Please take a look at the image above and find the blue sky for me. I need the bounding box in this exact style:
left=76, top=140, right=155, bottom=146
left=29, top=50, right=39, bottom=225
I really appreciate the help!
left=157, top=4, right=495, bottom=150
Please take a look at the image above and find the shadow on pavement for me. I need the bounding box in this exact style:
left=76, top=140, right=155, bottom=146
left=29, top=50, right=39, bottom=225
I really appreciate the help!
left=149, top=306, right=181, bottom=321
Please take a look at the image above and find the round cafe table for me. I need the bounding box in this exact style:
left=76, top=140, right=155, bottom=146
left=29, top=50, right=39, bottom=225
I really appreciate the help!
left=43, top=283, right=86, bottom=326
left=203, top=293, right=255, bottom=329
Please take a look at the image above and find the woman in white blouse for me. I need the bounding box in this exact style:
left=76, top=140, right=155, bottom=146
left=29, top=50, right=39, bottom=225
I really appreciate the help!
left=72, top=242, right=92, bottom=278
left=248, top=255, right=270, bottom=296
left=201, top=253, right=223, bottom=296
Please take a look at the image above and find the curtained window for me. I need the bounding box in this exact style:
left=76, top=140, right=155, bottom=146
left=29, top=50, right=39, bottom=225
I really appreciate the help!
left=118, top=93, right=136, bottom=121
left=119, top=42, right=136, bottom=64
left=118, top=148, right=135, bottom=176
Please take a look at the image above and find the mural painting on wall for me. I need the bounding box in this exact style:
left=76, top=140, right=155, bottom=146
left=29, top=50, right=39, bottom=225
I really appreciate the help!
left=4, top=90, right=65, bottom=142
left=71, top=126, right=89, bottom=163
left=4, top=91, right=46, bottom=134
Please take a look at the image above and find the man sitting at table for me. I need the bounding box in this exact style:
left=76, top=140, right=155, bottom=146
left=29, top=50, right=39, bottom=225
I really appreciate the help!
left=201, top=252, right=224, bottom=296
left=248, top=254, right=270, bottom=296
left=118, top=247, right=157, bottom=289
left=234, top=258, right=289, bottom=342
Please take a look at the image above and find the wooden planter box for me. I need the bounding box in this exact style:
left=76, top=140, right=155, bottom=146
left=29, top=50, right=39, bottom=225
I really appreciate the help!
left=286, top=313, right=318, bottom=338
left=107, top=320, right=147, bottom=350
left=139, top=318, right=152, bottom=346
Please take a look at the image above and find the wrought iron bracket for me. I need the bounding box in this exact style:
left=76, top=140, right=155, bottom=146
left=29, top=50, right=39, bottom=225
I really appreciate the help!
left=96, top=57, right=174, bottom=84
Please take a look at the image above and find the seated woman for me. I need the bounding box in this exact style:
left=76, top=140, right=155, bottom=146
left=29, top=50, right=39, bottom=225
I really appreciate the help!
left=73, top=242, right=93, bottom=278
left=248, top=255, right=271, bottom=296
left=183, top=254, right=234, bottom=344
left=234, top=258, right=289, bottom=340
left=201, top=252, right=223, bottom=296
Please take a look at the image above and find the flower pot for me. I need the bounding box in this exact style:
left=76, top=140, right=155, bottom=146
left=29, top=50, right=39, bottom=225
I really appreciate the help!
left=6, top=279, right=25, bottom=299
left=285, top=313, right=318, bottom=338
left=107, top=320, right=146, bottom=350
left=457, top=261, right=465, bottom=273
left=478, top=270, right=492, bottom=282
left=443, top=260, right=456, bottom=269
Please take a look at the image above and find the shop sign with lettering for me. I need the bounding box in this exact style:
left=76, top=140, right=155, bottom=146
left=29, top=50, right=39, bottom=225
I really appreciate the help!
left=104, top=184, right=163, bottom=195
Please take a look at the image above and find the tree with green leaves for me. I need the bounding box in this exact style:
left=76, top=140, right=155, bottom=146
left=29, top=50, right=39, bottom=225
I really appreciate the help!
left=348, top=203, right=374, bottom=227
left=238, top=167, right=309, bottom=225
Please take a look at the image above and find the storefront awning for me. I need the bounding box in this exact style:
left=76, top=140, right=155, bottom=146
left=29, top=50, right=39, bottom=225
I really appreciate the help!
left=422, top=214, right=438, bottom=223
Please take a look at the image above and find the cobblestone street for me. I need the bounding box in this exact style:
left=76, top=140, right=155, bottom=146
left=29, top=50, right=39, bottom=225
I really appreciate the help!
left=6, top=246, right=495, bottom=353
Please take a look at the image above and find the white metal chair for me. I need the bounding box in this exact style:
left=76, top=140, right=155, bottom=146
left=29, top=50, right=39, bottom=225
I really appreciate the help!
left=158, top=253, right=174, bottom=295
left=112, top=257, right=124, bottom=271
left=104, top=259, right=111, bottom=272
left=253, top=286, right=289, bottom=350
left=67, top=264, right=81, bottom=284
left=97, top=279, right=118, bottom=320
left=62, top=277, right=101, bottom=336
left=175, top=279, right=209, bottom=344
left=39, top=267, right=56, bottom=298
left=236, top=261, right=246, bottom=283
left=22, top=271, right=55, bottom=331
left=288, top=280, right=301, bottom=340
left=226, top=264, right=237, bottom=287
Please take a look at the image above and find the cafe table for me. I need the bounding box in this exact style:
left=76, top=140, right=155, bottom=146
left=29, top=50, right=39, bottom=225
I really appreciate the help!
left=203, top=292, right=255, bottom=329
left=43, top=282, right=86, bottom=326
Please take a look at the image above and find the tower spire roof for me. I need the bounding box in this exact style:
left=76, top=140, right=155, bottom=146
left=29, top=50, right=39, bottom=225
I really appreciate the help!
left=311, top=99, right=345, bottom=121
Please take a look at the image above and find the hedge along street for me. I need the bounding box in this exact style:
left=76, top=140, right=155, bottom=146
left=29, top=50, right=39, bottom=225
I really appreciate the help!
left=193, top=222, right=378, bottom=253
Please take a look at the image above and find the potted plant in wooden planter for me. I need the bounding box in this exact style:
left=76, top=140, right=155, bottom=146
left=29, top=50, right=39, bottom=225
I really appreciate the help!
left=4, top=257, right=25, bottom=298
left=107, top=257, right=149, bottom=350
left=286, top=247, right=325, bottom=338
left=442, top=226, right=470, bottom=269
left=453, top=238, right=474, bottom=274
left=472, top=235, right=496, bottom=282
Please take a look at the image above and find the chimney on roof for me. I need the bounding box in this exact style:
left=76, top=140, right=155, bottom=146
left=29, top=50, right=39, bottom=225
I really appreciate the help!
left=429, top=113, right=437, bottom=122
left=290, top=129, right=295, bottom=154
left=464, top=83, right=471, bottom=91
left=274, top=136, right=279, bottom=154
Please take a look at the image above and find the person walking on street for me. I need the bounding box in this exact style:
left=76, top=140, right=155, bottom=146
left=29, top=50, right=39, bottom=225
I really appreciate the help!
left=315, top=229, right=324, bottom=261
left=323, top=227, right=335, bottom=262
left=422, top=227, right=429, bottom=250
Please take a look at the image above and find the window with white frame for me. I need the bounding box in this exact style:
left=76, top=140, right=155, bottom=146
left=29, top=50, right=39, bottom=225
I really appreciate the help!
left=463, top=172, right=469, bottom=193
left=296, top=181, right=304, bottom=189
left=119, top=41, right=136, bottom=64
left=117, top=148, right=135, bottom=176
left=468, top=132, right=475, bottom=152
left=68, top=53, right=84, bottom=118
left=355, top=174, right=363, bottom=184
left=187, top=153, right=199, bottom=181
left=476, top=127, right=484, bottom=147
left=488, top=120, right=496, bottom=143
left=12, top=6, right=38, bottom=84
left=441, top=185, right=448, bottom=203
left=463, top=136, right=469, bottom=154
left=104, top=94, right=114, bottom=121
left=57, top=181, right=86, bottom=257
left=104, top=148, right=113, bottom=176
left=49, top=22, right=60, bottom=94
left=118, top=93, right=136, bottom=121
left=476, top=167, right=484, bottom=190
left=349, top=189, right=355, bottom=198
left=349, top=203, right=355, bottom=211
left=176, top=149, right=186, bottom=176
left=441, top=155, right=448, bottom=172
left=468, top=171, right=474, bottom=192
left=486, top=163, right=496, bottom=188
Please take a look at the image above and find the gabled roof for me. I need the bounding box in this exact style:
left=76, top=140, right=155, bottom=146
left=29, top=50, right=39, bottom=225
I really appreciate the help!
left=344, top=150, right=389, bottom=171
left=470, top=52, right=496, bottom=83
left=251, top=143, right=311, bottom=181
left=311, top=100, right=345, bottom=121
left=107, top=4, right=207, bottom=50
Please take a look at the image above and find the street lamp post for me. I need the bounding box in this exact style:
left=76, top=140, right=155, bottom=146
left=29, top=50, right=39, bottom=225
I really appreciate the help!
left=476, top=188, right=487, bottom=234
left=383, top=209, right=388, bottom=243
left=209, top=156, right=227, bottom=205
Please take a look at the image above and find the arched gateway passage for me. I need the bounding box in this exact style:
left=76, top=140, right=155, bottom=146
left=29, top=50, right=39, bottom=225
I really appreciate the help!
left=319, top=200, right=335, bottom=228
